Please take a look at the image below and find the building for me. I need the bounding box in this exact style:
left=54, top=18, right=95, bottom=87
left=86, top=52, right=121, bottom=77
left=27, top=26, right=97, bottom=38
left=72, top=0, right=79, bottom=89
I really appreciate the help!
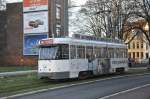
left=0, top=0, right=68, bottom=66
left=128, top=34, right=150, bottom=63
left=125, top=20, right=150, bottom=63
left=0, top=11, right=6, bottom=57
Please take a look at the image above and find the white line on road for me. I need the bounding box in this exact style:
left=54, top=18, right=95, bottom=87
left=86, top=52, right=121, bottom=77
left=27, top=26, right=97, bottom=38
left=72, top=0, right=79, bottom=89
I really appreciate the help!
left=1, top=73, right=150, bottom=99
left=99, top=84, right=150, bottom=99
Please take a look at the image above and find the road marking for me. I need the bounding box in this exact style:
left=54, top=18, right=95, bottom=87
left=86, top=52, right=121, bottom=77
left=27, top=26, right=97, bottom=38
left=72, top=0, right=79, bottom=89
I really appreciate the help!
left=1, top=73, right=150, bottom=99
left=99, top=84, right=150, bottom=99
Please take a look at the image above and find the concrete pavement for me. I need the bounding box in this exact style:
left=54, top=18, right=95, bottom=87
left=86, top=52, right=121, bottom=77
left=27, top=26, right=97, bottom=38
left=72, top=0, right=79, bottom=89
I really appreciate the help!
left=0, top=70, right=37, bottom=77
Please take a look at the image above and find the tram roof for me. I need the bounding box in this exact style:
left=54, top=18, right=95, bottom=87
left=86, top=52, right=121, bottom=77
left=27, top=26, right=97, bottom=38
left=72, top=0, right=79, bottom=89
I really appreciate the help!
left=40, top=37, right=127, bottom=48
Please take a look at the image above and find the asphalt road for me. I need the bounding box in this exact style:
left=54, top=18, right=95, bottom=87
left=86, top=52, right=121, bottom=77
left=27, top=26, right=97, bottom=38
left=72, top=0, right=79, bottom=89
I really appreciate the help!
left=12, top=74, right=150, bottom=99
left=106, top=85, right=150, bottom=99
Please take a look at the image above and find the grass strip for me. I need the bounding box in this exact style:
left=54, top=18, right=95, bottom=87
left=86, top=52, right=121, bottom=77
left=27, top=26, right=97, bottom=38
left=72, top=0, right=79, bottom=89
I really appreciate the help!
left=0, top=66, right=36, bottom=73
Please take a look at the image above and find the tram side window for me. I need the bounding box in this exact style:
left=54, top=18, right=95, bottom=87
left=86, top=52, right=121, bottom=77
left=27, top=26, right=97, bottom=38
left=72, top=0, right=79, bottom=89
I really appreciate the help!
left=109, top=48, right=114, bottom=58
left=70, top=45, right=76, bottom=59
left=108, top=48, right=113, bottom=58
left=116, top=48, right=119, bottom=58
left=56, top=45, right=69, bottom=59
left=86, top=46, right=94, bottom=61
left=123, top=49, right=128, bottom=58
left=119, top=48, right=125, bottom=58
left=107, top=48, right=110, bottom=58
left=121, top=48, right=126, bottom=58
left=114, top=48, right=117, bottom=58
left=95, top=47, right=101, bottom=58
left=119, top=48, right=122, bottom=58
left=112, top=48, right=115, bottom=58
left=118, top=48, right=121, bottom=58
left=101, top=48, right=107, bottom=58
left=77, top=46, right=85, bottom=59
left=61, top=45, right=69, bottom=59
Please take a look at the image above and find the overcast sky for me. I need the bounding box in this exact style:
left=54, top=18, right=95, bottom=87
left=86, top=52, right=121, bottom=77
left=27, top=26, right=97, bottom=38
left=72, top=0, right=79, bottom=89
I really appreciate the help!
left=73, top=0, right=87, bottom=5
left=6, top=0, right=22, bottom=3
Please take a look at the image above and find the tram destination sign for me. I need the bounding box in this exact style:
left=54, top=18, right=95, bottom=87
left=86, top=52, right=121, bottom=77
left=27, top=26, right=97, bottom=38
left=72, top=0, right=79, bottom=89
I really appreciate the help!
left=23, top=0, right=48, bottom=12
left=40, top=39, right=53, bottom=45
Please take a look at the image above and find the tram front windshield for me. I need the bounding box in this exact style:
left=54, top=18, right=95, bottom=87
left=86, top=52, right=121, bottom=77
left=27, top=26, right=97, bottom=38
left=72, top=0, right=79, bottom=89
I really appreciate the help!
left=39, top=45, right=69, bottom=60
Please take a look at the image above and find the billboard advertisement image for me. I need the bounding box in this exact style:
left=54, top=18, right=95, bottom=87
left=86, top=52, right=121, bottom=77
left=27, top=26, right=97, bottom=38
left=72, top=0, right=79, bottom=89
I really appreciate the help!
left=23, top=34, right=48, bottom=55
left=23, top=0, right=48, bottom=12
left=24, top=11, right=49, bottom=34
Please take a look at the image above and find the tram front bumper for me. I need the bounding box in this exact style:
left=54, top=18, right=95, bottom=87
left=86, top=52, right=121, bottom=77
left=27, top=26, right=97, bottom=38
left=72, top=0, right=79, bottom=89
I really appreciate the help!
left=38, top=72, right=70, bottom=79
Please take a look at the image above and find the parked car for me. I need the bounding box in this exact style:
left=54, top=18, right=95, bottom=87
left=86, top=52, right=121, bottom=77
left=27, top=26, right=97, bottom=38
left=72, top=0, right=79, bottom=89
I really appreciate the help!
left=29, top=20, right=44, bottom=28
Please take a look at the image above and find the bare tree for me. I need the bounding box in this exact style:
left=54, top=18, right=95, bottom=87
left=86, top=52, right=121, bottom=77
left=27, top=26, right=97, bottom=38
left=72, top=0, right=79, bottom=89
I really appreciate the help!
left=0, top=0, right=6, bottom=10
left=128, top=0, right=150, bottom=45
left=77, top=0, right=133, bottom=39
left=68, top=0, right=88, bottom=34
left=70, top=0, right=150, bottom=44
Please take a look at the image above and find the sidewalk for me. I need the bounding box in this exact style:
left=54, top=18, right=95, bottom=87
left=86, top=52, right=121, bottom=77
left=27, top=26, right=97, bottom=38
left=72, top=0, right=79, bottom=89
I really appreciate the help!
left=0, top=70, right=37, bottom=77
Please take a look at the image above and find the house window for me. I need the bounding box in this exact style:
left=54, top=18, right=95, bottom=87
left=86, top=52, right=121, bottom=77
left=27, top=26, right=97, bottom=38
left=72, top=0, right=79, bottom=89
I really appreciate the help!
left=56, top=4, right=61, bottom=20
left=56, top=26, right=61, bottom=37
left=141, top=42, right=143, bottom=48
left=128, top=44, right=130, bottom=49
left=133, top=42, right=135, bottom=49
left=137, top=52, right=139, bottom=58
left=137, top=42, right=139, bottom=49
left=146, top=44, right=149, bottom=50
left=146, top=53, right=149, bottom=59
left=133, top=52, right=135, bottom=59
left=141, top=52, right=143, bottom=59
left=129, top=52, right=131, bottom=58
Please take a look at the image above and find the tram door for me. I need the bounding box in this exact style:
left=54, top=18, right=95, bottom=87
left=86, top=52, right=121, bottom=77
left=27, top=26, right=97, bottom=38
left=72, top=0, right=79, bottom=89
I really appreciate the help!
left=86, top=46, right=98, bottom=71
left=86, top=46, right=95, bottom=71
left=101, top=59, right=110, bottom=74
left=88, top=59, right=93, bottom=70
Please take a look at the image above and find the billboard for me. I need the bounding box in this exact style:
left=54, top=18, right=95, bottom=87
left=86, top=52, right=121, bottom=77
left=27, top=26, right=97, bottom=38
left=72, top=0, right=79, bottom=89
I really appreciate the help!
left=23, top=34, right=48, bottom=55
left=24, top=11, right=49, bottom=34
left=23, top=0, right=48, bottom=12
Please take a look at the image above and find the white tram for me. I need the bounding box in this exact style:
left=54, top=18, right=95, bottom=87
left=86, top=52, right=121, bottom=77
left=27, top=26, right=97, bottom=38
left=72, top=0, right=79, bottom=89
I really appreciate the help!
left=38, top=35, right=128, bottom=79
